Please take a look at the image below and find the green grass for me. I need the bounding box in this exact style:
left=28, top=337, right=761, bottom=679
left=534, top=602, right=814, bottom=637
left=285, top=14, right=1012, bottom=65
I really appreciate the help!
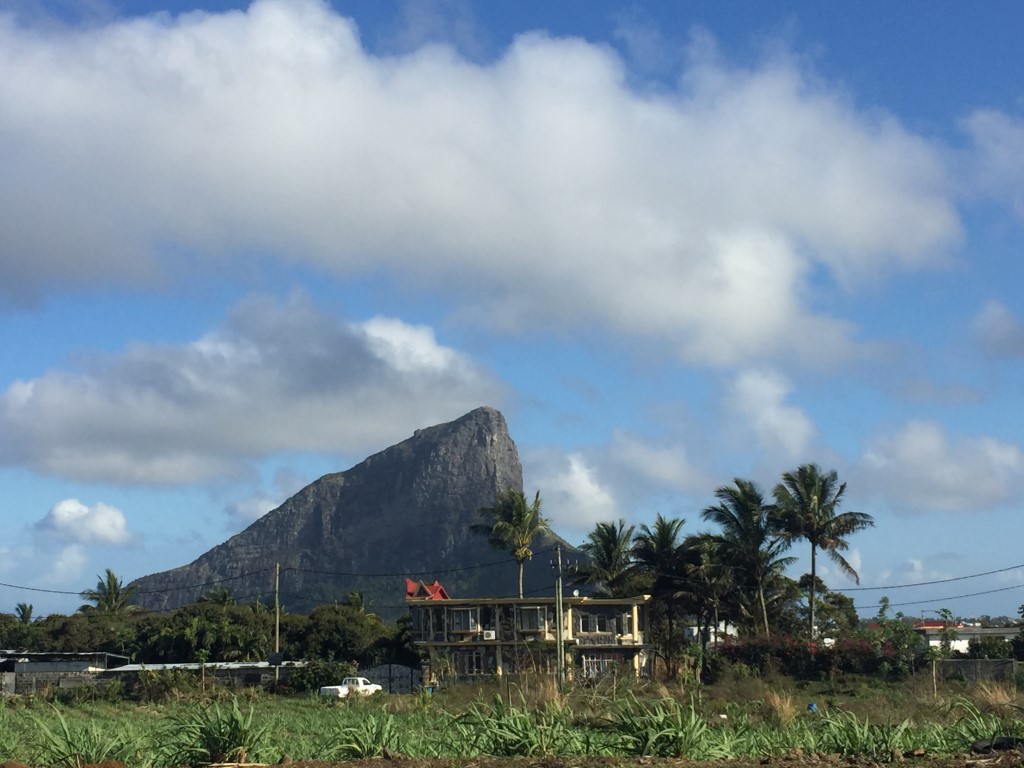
left=0, top=675, right=1021, bottom=764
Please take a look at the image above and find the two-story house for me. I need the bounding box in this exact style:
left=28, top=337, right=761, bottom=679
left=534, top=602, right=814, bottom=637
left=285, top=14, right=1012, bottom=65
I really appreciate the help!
left=405, top=579, right=652, bottom=681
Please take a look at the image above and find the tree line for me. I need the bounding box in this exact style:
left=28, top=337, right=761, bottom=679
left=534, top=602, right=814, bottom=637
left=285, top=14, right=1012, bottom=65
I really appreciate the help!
left=1, top=578, right=415, bottom=669
left=474, top=462, right=876, bottom=669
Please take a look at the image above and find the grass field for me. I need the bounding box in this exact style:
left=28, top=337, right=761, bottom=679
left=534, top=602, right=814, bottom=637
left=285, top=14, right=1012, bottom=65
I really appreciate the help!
left=2, top=671, right=1023, bottom=767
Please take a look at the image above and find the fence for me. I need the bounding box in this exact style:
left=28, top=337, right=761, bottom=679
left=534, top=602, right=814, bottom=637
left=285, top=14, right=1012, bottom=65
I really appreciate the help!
left=937, top=658, right=1020, bottom=682
left=360, top=663, right=422, bottom=694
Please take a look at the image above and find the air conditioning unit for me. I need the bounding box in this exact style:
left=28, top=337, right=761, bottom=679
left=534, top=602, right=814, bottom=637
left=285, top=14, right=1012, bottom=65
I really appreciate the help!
left=482, top=630, right=496, bottom=640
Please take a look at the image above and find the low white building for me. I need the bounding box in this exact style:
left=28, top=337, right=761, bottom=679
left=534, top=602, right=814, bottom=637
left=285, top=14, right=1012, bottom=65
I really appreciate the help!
left=913, top=621, right=1018, bottom=655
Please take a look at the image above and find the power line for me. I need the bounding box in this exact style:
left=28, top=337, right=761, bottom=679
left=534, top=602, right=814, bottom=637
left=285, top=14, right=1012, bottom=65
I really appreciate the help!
left=283, top=556, right=520, bottom=579
left=7, top=546, right=1018, bottom=615
left=0, top=552, right=545, bottom=603
left=0, top=568, right=276, bottom=598
left=881, top=583, right=1024, bottom=609
left=834, top=562, right=1024, bottom=592
left=134, top=568, right=275, bottom=594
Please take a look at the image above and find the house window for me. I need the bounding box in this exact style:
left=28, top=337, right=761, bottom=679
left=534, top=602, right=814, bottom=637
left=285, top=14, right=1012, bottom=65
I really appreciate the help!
left=449, top=608, right=478, bottom=632
left=620, top=613, right=632, bottom=635
left=577, top=612, right=612, bottom=633
left=454, top=650, right=486, bottom=676
left=518, top=607, right=544, bottom=632
left=412, top=610, right=427, bottom=632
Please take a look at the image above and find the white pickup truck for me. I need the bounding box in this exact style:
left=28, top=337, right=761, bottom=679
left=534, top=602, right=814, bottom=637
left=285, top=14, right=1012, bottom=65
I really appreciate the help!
left=319, top=676, right=383, bottom=698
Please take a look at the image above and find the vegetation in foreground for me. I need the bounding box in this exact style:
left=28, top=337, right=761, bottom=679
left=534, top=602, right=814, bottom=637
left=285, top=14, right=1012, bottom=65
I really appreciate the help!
left=3, top=671, right=1024, bottom=767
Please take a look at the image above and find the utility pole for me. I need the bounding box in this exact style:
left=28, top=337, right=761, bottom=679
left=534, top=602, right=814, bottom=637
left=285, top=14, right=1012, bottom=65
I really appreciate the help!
left=274, top=562, right=281, bottom=688
left=554, top=544, right=565, bottom=689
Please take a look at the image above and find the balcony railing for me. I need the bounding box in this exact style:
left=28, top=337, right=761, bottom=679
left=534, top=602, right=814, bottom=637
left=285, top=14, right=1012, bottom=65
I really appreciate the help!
left=576, top=632, right=617, bottom=646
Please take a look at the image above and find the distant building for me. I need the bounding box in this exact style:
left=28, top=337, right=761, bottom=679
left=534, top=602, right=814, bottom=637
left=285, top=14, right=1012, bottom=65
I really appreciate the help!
left=0, top=651, right=128, bottom=695
left=912, top=620, right=1019, bottom=654
left=102, top=660, right=307, bottom=689
left=405, top=580, right=652, bottom=681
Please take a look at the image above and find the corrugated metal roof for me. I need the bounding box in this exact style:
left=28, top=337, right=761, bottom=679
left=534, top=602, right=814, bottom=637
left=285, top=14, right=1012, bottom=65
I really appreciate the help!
left=109, top=660, right=307, bottom=672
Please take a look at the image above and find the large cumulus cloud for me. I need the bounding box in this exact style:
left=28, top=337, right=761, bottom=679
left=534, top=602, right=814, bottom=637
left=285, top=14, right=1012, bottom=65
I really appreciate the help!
left=0, top=0, right=959, bottom=367
left=856, top=421, right=1024, bottom=514
left=0, top=292, right=502, bottom=483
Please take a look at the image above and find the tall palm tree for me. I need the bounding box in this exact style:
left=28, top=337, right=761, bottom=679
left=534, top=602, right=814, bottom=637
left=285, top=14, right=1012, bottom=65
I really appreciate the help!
left=79, top=568, right=138, bottom=614
left=14, top=602, right=33, bottom=624
left=472, top=489, right=550, bottom=598
left=632, top=514, right=687, bottom=673
left=631, top=514, right=686, bottom=588
left=681, top=533, right=732, bottom=648
left=575, top=519, right=636, bottom=596
left=702, top=478, right=795, bottom=637
left=773, top=464, right=874, bottom=639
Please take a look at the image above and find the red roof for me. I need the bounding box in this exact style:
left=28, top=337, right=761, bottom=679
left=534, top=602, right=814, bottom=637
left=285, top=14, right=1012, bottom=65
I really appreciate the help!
left=913, top=620, right=964, bottom=629
left=405, top=578, right=450, bottom=600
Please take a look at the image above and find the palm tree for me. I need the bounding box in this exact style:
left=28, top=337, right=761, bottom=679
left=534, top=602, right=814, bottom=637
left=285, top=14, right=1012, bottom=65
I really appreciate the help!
left=79, top=568, right=139, bottom=614
left=702, top=478, right=796, bottom=637
left=632, top=514, right=687, bottom=674
left=773, top=464, right=874, bottom=639
left=680, top=533, right=732, bottom=648
left=631, top=513, right=686, bottom=588
left=472, top=489, right=550, bottom=598
left=14, top=602, right=33, bottom=624
left=575, top=519, right=636, bottom=596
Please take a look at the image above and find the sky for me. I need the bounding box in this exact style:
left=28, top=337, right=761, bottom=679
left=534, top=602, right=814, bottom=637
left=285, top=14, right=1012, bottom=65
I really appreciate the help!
left=2, top=0, right=1024, bottom=623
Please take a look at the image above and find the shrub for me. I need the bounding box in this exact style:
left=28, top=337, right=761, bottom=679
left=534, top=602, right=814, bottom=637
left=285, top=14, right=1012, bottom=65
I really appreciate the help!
left=286, top=660, right=355, bottom=694
left=122, top=669, right=201, bottom=702
left=29, top=706, right=134, bottom=768
left=159, top=697, right=269, bottom=766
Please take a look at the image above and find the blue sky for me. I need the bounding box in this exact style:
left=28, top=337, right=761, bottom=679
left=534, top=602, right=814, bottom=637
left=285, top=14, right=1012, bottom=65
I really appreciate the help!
left=2, top=0, right=1024, bottom=622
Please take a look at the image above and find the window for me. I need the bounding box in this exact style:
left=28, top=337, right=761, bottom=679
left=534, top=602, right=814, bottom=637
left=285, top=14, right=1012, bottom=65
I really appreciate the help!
left=454, top=650, right=486, bottom=676
left=620, top=613, right=632, bottom=635
left=518, top=607, right=544, bottom=631
left=577, top=612, right=612, bottom=633
left=449, top=608, right=478, bottom=632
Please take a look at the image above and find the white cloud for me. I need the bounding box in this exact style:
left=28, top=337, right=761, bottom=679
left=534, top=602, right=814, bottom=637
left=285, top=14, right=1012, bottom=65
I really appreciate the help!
left=973, top=300, right=1024, bottom=357
left=223, top=490, right=283, bottom=528
left=35, top=498, right=132, bottom=545
left=606, top=430, right=709, bottom=491
left=360, top=317, right=469, bottom=374
left=383, top=0, right=486, bottom=59
left=858, top=421, right=1024, bottom=513
left=0, top=545, right=16, bottom=576
left=964, top=109, right=1024, bottom=219
left=848, top=549, right=862, bottom=577
left=611, top=8, right=678, bottom=76
left=874, top=554, right=958, bottom=588
left=812, top=547, right=864, bottom=586
left=0, top=1, right=959, bottom=366
left=724, top=369, right=816, bottom=461
left=525, top=430, right=710, bottom=542
left=528, top=453, right=618, bottom=539
left=45, top=544, right=88, bottom=587
left=0, top=292, right=502, bottom=484
left=224, top=467, right=307, bottom=528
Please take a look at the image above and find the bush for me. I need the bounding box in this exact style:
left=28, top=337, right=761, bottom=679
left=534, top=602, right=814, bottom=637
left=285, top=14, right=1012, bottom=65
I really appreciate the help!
left=160, top=697, right=269, bottom=766
left=122, top=669, right=201, bottom=702
left=715, top=633, right=925, bottom=680
left=286, top=660, right=355, bottom=694
left=967, top=637, right=1013, bottom=659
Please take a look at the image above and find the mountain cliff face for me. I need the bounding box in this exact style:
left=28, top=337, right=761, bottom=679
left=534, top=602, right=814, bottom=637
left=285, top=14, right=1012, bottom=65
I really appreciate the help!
left=131, top=407, right=570, bottom=619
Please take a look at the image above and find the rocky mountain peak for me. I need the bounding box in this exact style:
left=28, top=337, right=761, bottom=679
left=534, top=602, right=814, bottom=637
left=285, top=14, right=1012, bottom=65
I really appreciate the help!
left=131, top=407, right=567, bottom=619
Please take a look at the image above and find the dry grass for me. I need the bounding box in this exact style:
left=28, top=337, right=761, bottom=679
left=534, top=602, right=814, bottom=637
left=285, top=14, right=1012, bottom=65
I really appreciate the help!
left=763, top=690, right=797, bottom=726
left=972, top=680, right=1018, bottom=714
